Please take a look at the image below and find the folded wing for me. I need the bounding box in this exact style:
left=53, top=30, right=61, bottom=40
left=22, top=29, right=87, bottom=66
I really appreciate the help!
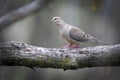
left=69, top=27, right=100, bottom=43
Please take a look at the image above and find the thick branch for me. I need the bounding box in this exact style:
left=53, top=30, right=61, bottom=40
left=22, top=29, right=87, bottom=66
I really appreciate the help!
left=0, top=0, right=51, bottom=30
left=0, top=41, right=120, bottom=70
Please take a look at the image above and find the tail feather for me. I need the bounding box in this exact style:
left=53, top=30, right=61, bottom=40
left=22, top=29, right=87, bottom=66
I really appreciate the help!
left=88, top=37, right=109, bottom=45
left=96, top=40, right=109, bottom=45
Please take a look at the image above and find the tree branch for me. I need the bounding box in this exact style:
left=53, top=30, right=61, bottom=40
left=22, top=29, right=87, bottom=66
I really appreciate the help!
left=0, top=0, right=52, bottom=30
left=0, top=41, right=120, bottom=70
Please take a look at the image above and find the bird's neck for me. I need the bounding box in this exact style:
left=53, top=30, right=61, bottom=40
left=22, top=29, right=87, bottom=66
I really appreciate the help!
left=57, top=21, right=66, bottom=28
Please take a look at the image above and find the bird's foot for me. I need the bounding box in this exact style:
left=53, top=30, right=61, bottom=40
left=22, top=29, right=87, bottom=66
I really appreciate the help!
left=62, top=44, right=71, bottom=48
left=62, top=44, right=79, bottom=48
left=69, top=44, right=80, bottom=48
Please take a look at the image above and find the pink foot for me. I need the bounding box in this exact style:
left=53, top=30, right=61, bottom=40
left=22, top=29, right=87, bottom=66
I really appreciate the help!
left=62, top=44, right=72, bottom=48
left=62, top=44, right=79, bottom=48
left=69, top=44, right=80, bottom=48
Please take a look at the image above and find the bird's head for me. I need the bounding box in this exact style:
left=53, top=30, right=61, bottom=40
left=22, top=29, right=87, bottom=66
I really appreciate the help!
left=51, top=16, right=64, bottom=25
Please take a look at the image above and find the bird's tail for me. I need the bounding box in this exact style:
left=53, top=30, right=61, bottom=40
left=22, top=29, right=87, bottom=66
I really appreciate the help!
left=89, top=37, right=109, bottom=45
left=96, top=40, right=109, bottom=45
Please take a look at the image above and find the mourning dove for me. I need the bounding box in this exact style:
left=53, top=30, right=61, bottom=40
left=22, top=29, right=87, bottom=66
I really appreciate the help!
left=52, top=16, right=107, bottom=48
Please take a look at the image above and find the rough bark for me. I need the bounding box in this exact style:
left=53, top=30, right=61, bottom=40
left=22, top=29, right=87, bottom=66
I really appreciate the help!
left=0, top=41, right=120, bottom=70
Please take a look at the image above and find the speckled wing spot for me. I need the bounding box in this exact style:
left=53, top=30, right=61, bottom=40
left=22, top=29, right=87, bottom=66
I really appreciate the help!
left=69, top=27, right=88, bottom=42
left=82, top=34, right=85, bottom=37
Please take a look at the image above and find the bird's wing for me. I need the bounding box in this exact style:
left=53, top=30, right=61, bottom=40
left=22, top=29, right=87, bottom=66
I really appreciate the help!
left=69, top=27, right=97, bottom=42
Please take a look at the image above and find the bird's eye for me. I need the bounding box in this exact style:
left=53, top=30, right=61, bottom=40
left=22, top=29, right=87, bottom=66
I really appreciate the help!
left=54, top=18, right=57, bottom=20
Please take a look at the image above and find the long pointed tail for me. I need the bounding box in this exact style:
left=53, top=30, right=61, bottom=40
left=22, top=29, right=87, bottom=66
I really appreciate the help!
left=89, top=37, right=109, bottom=45
left=96, top=40, right=109, bottom=45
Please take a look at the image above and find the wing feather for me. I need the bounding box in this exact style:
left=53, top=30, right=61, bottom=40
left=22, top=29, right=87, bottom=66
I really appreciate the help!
left=69, top=27, right=97, bottom=43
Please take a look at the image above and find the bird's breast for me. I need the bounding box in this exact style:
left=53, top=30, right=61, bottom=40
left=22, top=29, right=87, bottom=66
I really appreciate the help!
left=59, top=27, right=79, bottom=44
left=59, top=27, right=69, bottom=39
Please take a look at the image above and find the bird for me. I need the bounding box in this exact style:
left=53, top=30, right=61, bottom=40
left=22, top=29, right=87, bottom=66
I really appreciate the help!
left=51, top=16, right=107, bottom=48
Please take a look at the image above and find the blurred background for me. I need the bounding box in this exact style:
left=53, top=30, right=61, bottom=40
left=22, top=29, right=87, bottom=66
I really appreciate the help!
left=0, top=0, right=120, bottom=80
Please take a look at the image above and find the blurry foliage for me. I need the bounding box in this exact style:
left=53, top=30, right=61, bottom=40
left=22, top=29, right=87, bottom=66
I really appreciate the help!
left=79, top=0, right=104, bottom=13
left=90, top=0, right=104, bottom=12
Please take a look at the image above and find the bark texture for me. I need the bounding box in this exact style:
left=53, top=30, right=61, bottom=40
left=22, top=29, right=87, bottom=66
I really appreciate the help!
left=0, top=41, right=120, bottom=70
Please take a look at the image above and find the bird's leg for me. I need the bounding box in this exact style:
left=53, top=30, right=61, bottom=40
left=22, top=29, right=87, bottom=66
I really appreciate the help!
left=69, top=44, right=80, bottom=48
left=62, top=44, right=72, bottom=48
left=63, top=43, right=79, bottom=48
